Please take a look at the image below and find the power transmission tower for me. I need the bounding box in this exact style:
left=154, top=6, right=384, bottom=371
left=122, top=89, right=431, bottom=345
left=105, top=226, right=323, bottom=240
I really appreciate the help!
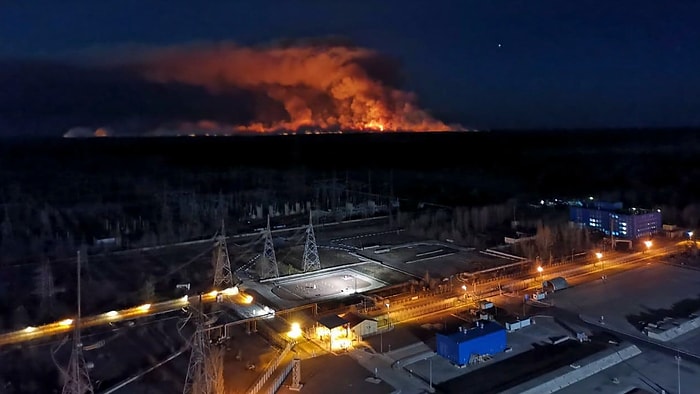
left=302, top=211, right=321, bottom=272
left=212, top=220, right=235, bottom=289
left=183, top=298, right=223, bottom=394
left=62, top=251, right=93, bottom=394
left=257, top=215, right=279, bottom=279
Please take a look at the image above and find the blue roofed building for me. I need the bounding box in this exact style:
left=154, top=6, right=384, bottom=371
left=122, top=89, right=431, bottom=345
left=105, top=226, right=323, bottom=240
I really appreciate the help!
left=436, top=320, right=507, bottom=366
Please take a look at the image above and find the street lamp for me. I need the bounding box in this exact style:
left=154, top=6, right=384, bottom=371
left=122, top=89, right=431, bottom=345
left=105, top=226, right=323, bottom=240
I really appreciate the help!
left=537, top=266, right=543, bottom=283
left=676, top=354, right=682, bottom=394
left=461, top=285, right=467, bottom=300
left=385, top=302, right=391, bottom=328
left=644, top=240, right=652, bottom=252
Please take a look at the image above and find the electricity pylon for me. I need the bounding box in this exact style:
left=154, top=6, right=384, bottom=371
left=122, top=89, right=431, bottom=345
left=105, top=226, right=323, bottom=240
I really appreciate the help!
left=257, top=215, right=279, bottom=279
left=302, top=211, right=321, bottom=272
left=212, top=220, right=235, bottom=289
left=183, top=298, right=224, bottom=394
left=62, top=251, right=93, bottom=394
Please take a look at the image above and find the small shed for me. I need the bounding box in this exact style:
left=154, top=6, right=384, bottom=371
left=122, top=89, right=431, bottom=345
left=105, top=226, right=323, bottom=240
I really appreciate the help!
left=436, top=320, right=507, bottom=366
left=543, top=277, right=569, bottom=292
left=342, top=312, right=378, bottom=339
left=315, top=314, right=351, bottom=350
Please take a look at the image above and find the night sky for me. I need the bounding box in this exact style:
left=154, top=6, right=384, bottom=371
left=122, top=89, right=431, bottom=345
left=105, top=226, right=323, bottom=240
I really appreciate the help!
left=1, top=0, right=699, bottom=136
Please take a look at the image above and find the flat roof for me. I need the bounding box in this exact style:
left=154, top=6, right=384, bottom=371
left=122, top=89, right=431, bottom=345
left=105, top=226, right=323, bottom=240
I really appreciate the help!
left=441, top=320, right=504, bottom=343
left=573, top=206, right=659, bottom=216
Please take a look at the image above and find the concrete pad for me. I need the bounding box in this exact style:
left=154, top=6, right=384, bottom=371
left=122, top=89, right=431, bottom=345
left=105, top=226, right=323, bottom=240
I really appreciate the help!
left=276, top=354, right=393, bottom=394
left=550, top=263, right=700, bottom=337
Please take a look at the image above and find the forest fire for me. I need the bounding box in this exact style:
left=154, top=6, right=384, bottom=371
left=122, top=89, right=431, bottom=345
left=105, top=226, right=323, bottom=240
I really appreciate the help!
left=129, top=41, right=462, bottom=134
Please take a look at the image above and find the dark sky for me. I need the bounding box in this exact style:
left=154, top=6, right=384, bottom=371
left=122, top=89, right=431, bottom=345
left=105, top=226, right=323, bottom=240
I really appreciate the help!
left=1, top=0, right=699, bottom=135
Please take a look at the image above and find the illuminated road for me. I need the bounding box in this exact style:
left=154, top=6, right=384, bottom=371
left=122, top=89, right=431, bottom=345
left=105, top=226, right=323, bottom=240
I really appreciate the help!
left=377, top=243, right=683, bottom=326
left=0, top=287, right=250, bottom=347
left=0, top=243, right=684, bottom=347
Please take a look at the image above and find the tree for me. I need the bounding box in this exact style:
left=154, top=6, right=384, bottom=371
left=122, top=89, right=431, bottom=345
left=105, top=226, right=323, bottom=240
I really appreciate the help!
left=535, top=222, right=553, bottom=260
left=140, top=277, right=156, bottom=303
left=33, top=259, right=56, bottom=320
left=12, top=305, right=29, bottom=329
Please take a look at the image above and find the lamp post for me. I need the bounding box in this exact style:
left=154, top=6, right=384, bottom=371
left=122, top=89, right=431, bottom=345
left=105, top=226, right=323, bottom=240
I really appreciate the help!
left=461, top=285, right=467, bottom=301
left=537, top=266, right=543, bottom=285
left=676, top=354, right=682, bottom=394
left=385, top=302, right=391, bottom=328
left=429, top=357, right=433, bottom=391
left=644, top=240, right=652, bottom=254
left=595, top=252, right=605, bottom=276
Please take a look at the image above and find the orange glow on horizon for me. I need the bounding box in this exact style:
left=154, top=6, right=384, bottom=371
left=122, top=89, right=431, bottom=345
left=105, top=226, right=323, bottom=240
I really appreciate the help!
left=133, top=43, right=463, bottom=134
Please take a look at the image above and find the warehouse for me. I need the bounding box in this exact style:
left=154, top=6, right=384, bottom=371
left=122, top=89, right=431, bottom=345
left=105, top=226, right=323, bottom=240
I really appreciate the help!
left=436, top=320, right=507, bottom=367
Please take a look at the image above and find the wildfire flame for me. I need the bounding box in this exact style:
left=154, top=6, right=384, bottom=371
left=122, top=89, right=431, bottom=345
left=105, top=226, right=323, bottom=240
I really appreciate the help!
left=127, top=41, right=463, bottom=134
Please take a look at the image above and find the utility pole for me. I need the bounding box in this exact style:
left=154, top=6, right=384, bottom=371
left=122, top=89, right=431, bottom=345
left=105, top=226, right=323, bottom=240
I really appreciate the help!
left=257, top=215, right=279, bottom=279
left=212, top=220, right=235, bottom=289
left=302, top=211, right=321, bottom=272
left=676, top=354, right=682, bottom=394
left=429, top=358, right=433, bottom=391
left=62, top=251, right=93, bottom=394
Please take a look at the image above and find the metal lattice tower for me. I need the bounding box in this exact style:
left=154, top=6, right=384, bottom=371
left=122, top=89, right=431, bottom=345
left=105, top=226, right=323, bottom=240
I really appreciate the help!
left=212, top=220, right=235, bottom=289
left=183, top=300, right=223, bottom=394
left=257, top=215, right=279, bottom=279
left=62, top=251, right=93, bottom=394
left=302, top=211, right=321, bottom=272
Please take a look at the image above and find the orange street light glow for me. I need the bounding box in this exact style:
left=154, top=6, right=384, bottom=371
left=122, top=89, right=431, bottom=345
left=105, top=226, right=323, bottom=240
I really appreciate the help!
left=644, top=240, right=653, bottom=248
left=222, top=287, right=239, bottom=296
left=59, top=319, right=74, bottom=326
left=24, top=326, right=37, bottom=333
left=595, top=252, right=603, bottom=259
left=288, top=322, right=302, bottom=339
left=208, top=290, right=219, bottom=298
left=106, top=311, right=118, bottom=318
left=138, top=304, right=151, bottom=312
left=537, top=266, right=543, bottom=273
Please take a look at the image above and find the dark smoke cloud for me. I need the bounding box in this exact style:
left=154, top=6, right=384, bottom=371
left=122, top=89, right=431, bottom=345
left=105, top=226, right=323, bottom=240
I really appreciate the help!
left=0, top=39, right=463, bottom=136
left=0, top=59, right=284, bottom=136
left=107, top=40, right=462, bottom=133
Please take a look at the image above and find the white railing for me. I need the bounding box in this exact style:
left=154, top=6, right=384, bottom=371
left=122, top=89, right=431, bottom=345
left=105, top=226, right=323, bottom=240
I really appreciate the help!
left=246, top=342, right=292, bottom=394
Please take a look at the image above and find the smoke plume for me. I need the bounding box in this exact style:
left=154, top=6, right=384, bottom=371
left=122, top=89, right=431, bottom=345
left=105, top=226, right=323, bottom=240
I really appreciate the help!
left=122, top=41, right=462, bottom=134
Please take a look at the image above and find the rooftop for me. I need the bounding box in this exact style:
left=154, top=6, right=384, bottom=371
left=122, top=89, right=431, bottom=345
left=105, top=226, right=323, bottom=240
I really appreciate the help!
left=341, top=312, right=376, bottom=328
left=316, top=314, right=349, bottom=329
left=574, top=204, right=661, bottom=216
left=441, top=320, right=504, bottom=343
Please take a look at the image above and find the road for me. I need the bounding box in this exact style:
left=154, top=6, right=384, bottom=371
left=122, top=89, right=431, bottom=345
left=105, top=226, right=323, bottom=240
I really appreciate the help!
left=0, top=288, right=248, bottom=347
left=374, top=243, right=682, bottom=328
left=0, top=242, right=681, bottom=347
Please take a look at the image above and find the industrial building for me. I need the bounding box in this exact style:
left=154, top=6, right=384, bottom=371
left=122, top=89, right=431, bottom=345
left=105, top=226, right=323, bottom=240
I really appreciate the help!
left=569, top=201, right=661, bottom=240
left=436, top=321, right=507, bottom=366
